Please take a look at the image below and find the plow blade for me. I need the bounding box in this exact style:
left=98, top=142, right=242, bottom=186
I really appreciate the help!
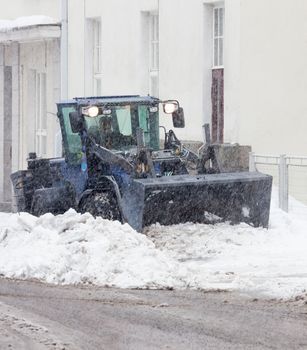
left=121, top=172, right=272, bottom=232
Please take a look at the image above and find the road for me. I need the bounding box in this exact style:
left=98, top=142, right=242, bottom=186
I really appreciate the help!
left=0, top=279, right=307, bottom=350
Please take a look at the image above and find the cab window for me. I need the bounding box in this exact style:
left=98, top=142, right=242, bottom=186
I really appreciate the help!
left=61, top=106, right=82, bottom=163
left=116, top=106, right=132, bottom=136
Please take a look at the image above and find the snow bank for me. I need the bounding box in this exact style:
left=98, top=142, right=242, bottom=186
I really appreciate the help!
left=0, top=189, right=307, bottom=299
left=0, top=16, right=58, bottom=32
left=0, top=211, right=186, bottom=289
left=147, top=189, right=307, bottom=298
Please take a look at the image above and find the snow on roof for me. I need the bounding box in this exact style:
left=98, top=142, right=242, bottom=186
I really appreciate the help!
left=0, top=16, right=59, bottom=33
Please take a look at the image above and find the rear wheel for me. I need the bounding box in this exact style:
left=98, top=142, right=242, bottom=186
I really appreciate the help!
left=31, top=194, right=48, bottom=216
left=79, top=191, right=121, bottom=221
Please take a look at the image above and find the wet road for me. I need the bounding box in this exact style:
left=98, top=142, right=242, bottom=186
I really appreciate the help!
left=0, top=279, right=307, bottom=349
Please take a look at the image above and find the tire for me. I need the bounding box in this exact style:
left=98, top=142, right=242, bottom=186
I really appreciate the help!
left=31, top=186, right=76, bottom=217
left=31, top=194, right=49, bottom=216
left=79, top=191, right=121, bottom=221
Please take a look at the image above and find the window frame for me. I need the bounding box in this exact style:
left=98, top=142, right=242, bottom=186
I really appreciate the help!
left=58, top=105, right=83, bottom=164
left=35, top=72, right=47, bottom=157
left=149, top=13, right=159, bottom=97
left=91, top=17, right=102, bottom=96
left=212, top=6, right=224, bottom=69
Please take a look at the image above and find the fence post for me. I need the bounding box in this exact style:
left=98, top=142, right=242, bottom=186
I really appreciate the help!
left=279, top=154, right=289, bottom=212
left=249, top=152, right=256, bottom=172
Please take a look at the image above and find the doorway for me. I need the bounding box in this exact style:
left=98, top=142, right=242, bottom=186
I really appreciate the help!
left=211, top=68, right=224, bottom=143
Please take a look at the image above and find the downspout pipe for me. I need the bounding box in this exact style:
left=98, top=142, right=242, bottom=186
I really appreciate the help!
left=56, top=0, right=68, bottom=157
left=60, top=0, right=68, bottom=100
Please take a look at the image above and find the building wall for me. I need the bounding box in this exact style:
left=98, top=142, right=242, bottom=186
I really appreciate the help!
left=0, top=0, right=59, bottom=20
left=0, top=0, right=307, bottom=176
left=0, top=39, right=60, bottom=208
left=64, top=0, right=243, bottom=144
left=158, top=0, right=205, bottom=142
left=236, top=0, right=307, bottom=155
left=156, top=0, right=307, bottom=154
left=67, top=0, right=158, bottom=98
left=0, top=44, right=19, bottom=207
left=66, top=0, right=220, bottom=142
left=19, top=40, right=61, bottom=168
left=0, top=1, right=61, bottom=208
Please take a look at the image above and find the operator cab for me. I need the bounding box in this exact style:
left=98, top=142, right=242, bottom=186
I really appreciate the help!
left=82, top=102, right=166, bottom=152
left=57, top=95, right=185, bottom=165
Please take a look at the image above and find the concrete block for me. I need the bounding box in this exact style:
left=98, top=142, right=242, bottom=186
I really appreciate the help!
left=212, top=143, right=252, bottom=172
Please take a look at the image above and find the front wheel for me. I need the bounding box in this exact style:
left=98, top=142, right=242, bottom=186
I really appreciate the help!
left=79, top=191, right=121, bottom=221
left=31, top=193, right=48, bottom=216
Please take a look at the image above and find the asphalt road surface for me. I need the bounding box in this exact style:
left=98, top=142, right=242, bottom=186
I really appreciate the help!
left=0, top=279, right=307, bottom=350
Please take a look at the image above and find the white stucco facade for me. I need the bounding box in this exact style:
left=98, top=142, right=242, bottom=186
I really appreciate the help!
left=238, top=0, right=307, bottom=155
left=0, top=4, right=61, bottom=208
left=1, top=0, right=307, bottom=208
left=64, top=0, right=240, bottom=143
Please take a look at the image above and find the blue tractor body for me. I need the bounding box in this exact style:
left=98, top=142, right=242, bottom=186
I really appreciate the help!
left=11, top=95, right=272, bottom=232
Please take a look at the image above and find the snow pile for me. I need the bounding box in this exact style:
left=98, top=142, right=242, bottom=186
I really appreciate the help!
left=0, top=16, right=58, bottom=32
left=148, top=190, right=307, bottom=298
left=0, top=189, right=307, bottom=298
left=0, top=211, right=186, bottom=289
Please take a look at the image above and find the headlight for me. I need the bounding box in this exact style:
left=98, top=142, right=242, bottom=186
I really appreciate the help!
left=82, top=106, right=99, bottom=117
left=149, top=106, right=158, bottom=113
left=102, top=109, right=112, bottom=115
left=162, top=101, right=179, bottom=114
left=87, top=106, right=99, bottom=117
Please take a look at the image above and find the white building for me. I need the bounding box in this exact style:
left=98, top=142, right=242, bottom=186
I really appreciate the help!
left=1, top=0, right=307, bottom=209
left=0, top=6, right=61, bottom=210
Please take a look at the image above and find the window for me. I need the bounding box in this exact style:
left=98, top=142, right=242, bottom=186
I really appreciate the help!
left=61, top=106, right=82, bottom=164
left=116, top=107, right=132, bottom=136
left=93, top=18, right=102, bottom=95
left=213, top=7, right=224, bottom=68
left=35, top=72, right=47, bottom=157
left=83, top=105, right=159, bottom=151
left=86, top=18, right=102, bottom=96
left=149, top=14, right=159, bottom=97
left=212, top=7, right=225, bottom=142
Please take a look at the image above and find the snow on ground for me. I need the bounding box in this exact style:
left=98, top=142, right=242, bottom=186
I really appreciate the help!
left=0, top=16, right=58, bottom=32
left=0, top=189, right=307, bottom=299
left=0, top=211, right=186, bottom=289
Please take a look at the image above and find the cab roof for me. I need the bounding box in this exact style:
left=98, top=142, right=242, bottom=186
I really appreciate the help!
left=58, top=95, right=160, bottom=107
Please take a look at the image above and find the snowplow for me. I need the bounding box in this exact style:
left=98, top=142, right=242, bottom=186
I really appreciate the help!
left=11, top=95, right=272, bottom=232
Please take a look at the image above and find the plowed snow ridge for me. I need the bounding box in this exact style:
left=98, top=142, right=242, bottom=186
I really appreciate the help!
left=0, top=189, right=307, bottom=299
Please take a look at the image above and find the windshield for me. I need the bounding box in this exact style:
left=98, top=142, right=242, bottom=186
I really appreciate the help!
left=84, top=104, right=159, bottom=151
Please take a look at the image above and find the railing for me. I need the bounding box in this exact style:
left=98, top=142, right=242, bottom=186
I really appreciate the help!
left=249, top=152, right=307, bottom=212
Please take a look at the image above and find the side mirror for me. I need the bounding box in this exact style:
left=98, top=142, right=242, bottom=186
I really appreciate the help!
left=172, top=107, right=185, bottom=128
left=69, top=112, right=83, bottom=133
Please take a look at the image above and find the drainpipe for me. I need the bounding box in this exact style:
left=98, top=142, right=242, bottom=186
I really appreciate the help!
left=56, top=0, right=68, bottom=157
left=60, top=0, right=68, bottom=100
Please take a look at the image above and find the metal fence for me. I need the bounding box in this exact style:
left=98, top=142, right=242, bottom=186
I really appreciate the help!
left=249, top=153, right=307, bottom=212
